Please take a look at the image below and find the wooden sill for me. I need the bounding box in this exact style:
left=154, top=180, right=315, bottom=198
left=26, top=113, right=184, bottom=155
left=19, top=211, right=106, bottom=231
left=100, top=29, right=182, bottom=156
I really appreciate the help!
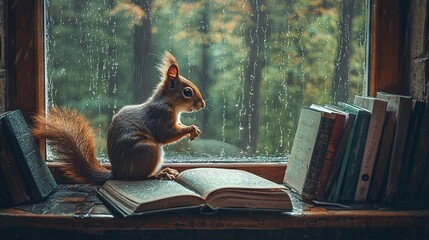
left=47, top=162, right=288, bottom=184
left=2, top=206, right=429, bottom=230
left=0, top=185, right=428, bottom=240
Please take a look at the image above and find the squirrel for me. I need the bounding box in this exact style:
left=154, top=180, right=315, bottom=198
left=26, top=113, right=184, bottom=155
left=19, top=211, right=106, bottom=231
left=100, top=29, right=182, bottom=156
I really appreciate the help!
left=31, top=51, right=205, bottom=184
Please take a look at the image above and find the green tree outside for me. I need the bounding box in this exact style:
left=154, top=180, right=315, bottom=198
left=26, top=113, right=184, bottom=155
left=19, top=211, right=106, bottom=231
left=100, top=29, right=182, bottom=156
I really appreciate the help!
left=45, top=0, right=367, bottom=161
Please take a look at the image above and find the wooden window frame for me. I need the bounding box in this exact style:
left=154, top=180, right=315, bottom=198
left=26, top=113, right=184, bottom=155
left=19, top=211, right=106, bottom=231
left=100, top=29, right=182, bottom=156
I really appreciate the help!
left=6, top=0, right=406, bottom=183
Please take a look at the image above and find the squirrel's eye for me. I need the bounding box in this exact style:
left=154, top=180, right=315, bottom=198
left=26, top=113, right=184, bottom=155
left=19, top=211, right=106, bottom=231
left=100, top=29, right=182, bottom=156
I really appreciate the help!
left=183, top=87, right=193, bottom=98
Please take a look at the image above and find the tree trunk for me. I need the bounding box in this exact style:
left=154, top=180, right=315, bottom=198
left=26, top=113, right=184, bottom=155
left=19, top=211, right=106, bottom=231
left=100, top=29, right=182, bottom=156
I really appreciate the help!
left=106, top=0, right=118, bottom=121
left=240, top=0, right=269, bottom=154
left=133, top=0, right=154, bottom=104
left=199, top=2, right=210, bottom=135
left=331, top=0, right=355, bottom=103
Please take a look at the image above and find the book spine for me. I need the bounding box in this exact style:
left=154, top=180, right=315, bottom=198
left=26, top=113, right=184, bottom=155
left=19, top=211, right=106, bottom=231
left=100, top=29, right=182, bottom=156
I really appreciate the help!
left=407, top=103, right=429, bottom=200
left=323, top=114, right=355, bottom=201
left=301, top=114, right=334, bottom=199
left=384, top=98, right=412, bottom=202
left=314, top=115, right=344, bottom=200
left=339, top=113, right=370, bottom=202
left=0, top=130, right=30, bottom=205
left=0, top=116, right=31, bottom=205
left=332, top=115, right=358, bottom=202
left=354, top=101, right=387, bottom=201
left=367, top=112, right=395, bottom=202
left=1, top=110, right=57, bottom=202
left=397, top=101, right=425, bottom=201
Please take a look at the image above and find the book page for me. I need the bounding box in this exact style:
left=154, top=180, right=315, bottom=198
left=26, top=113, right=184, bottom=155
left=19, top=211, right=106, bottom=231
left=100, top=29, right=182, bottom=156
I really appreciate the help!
left=176, top=168, right=284, bottom=199
left=104, top=179, right=202, bottom=206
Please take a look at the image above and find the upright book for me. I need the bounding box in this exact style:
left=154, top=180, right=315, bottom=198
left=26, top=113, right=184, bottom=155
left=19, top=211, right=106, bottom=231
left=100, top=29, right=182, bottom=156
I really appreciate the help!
left=367, top=112, right=396, bottom=202
left=309, top=104, right=345, bottom=200
left=283, top=107, right=335, bottom=199
left=322, top=105, right=356, bottom=202
left=0, top=120, right=30, bottom=205
left=353, top=96, right=387, bottom=201
left=98, top=168, right=292, bottom=217
left=0, top=110, right=57, bottom=202
left=397, top=100, right=425, bottom=201
left=376, top=92, right=412, bottom=202
left=335, top=102, right=371, bottom=202
left=407, top=101, right=429, bottom=200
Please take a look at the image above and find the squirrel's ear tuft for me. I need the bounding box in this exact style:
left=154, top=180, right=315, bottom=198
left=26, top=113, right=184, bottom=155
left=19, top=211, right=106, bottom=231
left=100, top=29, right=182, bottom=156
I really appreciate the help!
left=159, top=51, right=178, bottom=76
left=158, top=51, right=180, bottom=89
left=167, top=64, right=179, bottom=81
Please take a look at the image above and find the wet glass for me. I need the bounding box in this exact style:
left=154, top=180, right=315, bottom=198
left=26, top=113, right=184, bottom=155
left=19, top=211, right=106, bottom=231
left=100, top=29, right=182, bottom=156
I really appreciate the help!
left=45, top=0, right=368, bottom=162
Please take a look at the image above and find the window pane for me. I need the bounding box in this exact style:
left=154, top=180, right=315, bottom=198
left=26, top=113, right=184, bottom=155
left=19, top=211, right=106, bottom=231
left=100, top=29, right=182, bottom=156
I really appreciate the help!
left=45, top=0, right=368, bottom=162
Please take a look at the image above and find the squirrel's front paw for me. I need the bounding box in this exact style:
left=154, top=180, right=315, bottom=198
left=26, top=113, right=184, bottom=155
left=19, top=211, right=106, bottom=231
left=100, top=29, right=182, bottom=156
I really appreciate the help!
left=189, top=125, right=201, bottom=141
left=151, top=167, right=179, bottom=180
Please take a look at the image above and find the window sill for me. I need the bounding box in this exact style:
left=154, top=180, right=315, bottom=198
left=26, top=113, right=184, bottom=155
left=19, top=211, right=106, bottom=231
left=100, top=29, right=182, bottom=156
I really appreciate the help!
left=0, top=184, right=428, bottom=240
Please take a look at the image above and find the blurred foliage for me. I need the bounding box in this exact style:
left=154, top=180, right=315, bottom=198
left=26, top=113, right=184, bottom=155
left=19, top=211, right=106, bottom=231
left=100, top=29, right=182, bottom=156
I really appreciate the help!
left=46, top=0, right=367, bottom=160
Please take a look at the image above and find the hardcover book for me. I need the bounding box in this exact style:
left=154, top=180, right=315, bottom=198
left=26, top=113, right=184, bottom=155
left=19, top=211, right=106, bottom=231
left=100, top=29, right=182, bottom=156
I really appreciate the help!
left=353, top=96, right=387, bottom=201
left=0, top=110, right=57, bottom=202
left=367, top=112, right=396, bottom=202
left=98, top=168, right=292, bottom=217
left=334, top=102, right=371, bottom=202
left=397, top=100, right=425, bottom=201
left=322, top=105, right=356, bottom=202
left=407, top=101, right=429, bottom=200
left=0, top=120, right=30, bottom=205
left=283, top=107, right=335, bottom=199
left=376, top=92, right=412, bottom=202
left=324, top=102, right=370, bottom=202
left=309, top=104, right=345, bottom=200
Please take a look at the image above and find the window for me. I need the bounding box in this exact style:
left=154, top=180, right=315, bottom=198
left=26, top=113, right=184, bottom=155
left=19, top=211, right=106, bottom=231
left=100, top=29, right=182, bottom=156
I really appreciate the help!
left=44, top=0, right=368, bottom=162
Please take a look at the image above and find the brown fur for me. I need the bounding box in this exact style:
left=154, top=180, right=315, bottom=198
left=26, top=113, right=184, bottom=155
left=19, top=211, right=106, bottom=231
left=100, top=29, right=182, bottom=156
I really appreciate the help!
left=32, top=107, right=111, bottom=184
left=32, top=51, right=205, bottom=184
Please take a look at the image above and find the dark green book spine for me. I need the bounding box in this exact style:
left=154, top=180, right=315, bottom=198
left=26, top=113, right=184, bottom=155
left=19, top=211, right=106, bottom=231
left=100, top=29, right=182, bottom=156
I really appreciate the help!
left=1, top=110, right=57, bottom=202
left=336, top=102, right=371, bottom=202
left=324, top=111, right=355, bottom=202
left=332, top=114, right=357, bottom=202
left=0, top=121, right=30, bottom=205
left=339, top=112, right=370, bottom=202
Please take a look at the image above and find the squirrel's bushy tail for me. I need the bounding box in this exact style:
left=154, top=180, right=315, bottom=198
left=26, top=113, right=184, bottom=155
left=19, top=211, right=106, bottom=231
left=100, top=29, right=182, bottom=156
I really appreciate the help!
left=32, top=107, right=111, bottom=184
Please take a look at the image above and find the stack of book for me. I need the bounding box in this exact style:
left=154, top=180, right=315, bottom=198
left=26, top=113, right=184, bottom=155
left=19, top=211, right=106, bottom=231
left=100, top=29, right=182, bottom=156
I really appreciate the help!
left=284, top=92, right=429, bottom=205
left=0, top=110, right=57, bottom=208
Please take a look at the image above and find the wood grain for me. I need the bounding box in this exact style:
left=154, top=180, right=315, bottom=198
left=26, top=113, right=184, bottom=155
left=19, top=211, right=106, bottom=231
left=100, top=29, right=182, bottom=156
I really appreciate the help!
left=0, top=185, right=428, bottom=231
left=7, top=0, right=44, bottom=119
left=370, top=0, right=406, bottom=96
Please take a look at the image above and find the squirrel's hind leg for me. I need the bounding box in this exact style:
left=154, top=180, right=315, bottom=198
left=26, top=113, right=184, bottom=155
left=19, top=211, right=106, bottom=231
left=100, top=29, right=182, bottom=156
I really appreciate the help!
left=111, top=141, right=162, bottom=180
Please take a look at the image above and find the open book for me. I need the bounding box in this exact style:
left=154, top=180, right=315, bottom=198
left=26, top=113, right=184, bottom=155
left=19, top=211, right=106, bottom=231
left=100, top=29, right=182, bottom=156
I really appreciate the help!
left=97, top=168, right=292, bottom=217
